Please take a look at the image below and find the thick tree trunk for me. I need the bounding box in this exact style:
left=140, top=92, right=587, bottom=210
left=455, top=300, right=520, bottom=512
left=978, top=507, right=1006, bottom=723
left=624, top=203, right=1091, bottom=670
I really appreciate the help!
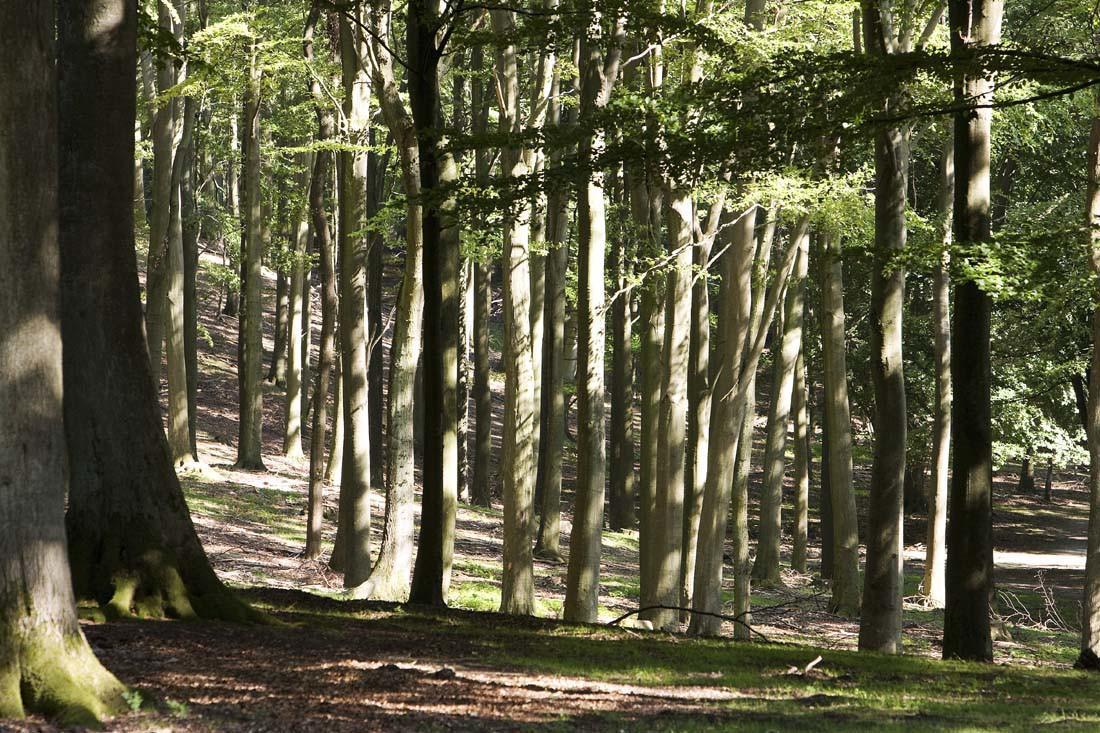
left=819, top=230, right=862, bottom=616
left=223, top=107, right=241, bottom=317
left=58, top=0, right=256, bottom=628
left=923, top=137, right=954, bottom=608
left=492, top=8, right=537, bottom=614
left=860, top=110, right=909, bottom=655
left=181, top=97, right=200, bottom=459
left=358, top=0, right=424, bottom=601
left=644, top=189, right=694, bottom=630
left=332, top=11, right=373, bottom=589
left=564, top=24, right=623, bottom=622
left=752, top=218, right=809, bottom=584
left=943, top=0, right=1001, bottom=663
left=1, top=4, right=126, bottom=721
left=235, top=52, right=265, bottom=470
left=689, top=204, right=755, bottom=637
left=409, top=0, right=458, bottom=606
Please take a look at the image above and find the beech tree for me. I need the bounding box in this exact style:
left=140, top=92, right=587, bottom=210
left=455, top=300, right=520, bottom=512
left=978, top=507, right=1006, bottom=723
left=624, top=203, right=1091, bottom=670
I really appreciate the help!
left=0, top=1, right=124, bottom=722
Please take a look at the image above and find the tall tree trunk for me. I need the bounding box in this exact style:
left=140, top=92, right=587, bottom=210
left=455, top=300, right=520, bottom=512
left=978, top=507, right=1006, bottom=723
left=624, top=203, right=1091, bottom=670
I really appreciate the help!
left=2, top=3, right=126, bottom=721
left=923, top=135, right=954, bottom=608
left=645, top=189, right=694, bottom=630
left=492, top=8, right=537, bottom=615
left=791, top=346, right=810, bottom=573
left=752, top=218, right=809, bottom=584
left=166, top=30, right=196, bottom=466
left=819, top=229, right=861, bottom=616
left=470, top=41, right=494, bottom=509
left=535, top=55, right=575, bottom=560
left=472, top=261, right=493, bottom=507
left=332, top=10, right=374, bottom=589
left=304, top=4, right=337, bottom=560
left=859, top=5, right=909, bottom=654
left=689, top=204, right=755, bottom=637
left=267, top=272, right=289, bottom=385
left=609, top=195, right=636, bottom=533
left=633, top=162, right=664, bottom=613
left=367, top=130, right=387, bottom=494
left=564, top=22, right=623, bottom=623
left=1081, top=105, right=1100, bottom=667
left=359, top=0, right=424, bottom=601
left=181, top=96, right=200, bottom=459
left=409, top=0, right=458, bottom=607
left=58, top=0, right=256, bottom=627
left=145, top=0, right=180, bottom=387
left=284, top=155, right=312, bottom=459
left=235, top=47, right=265, bottom=471
left=943, top=0, right=1002, bottom=663
left=223, top=105, right=241, bottom=316
left=681, top=210, right=711, bottom=612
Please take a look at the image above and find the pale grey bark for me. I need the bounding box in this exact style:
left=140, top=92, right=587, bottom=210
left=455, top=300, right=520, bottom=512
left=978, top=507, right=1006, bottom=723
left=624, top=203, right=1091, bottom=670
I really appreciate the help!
left=564, top=19, right=624, bottom=623
left=923, top=135, right=953, bottom=608
left=752, top=217, right=809, bottom=584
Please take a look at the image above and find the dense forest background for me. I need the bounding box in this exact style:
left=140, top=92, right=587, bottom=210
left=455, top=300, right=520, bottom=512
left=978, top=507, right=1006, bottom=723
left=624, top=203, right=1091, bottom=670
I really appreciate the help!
left=7, top=0, right=1100, bottom=728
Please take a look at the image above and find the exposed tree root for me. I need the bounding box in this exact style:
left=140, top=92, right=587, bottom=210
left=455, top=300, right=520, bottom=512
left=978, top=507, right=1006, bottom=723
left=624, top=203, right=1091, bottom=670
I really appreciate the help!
left=0, top=630, right=125, bottom=726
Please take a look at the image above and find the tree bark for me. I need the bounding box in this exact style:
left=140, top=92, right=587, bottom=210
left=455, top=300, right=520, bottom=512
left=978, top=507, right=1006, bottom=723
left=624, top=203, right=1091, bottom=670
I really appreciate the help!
left=145, top=0, right=181, bottom=387
left=492, top=7, right=537, bottom=614
left=304, top=4, right=337, bottom=560
left=58, top=0, right=257, bottom=629
left=791, top=345, right=810, bottom=574
left=689, top=204, right=755, bottom=637
left=923, top=136, right=954, bottom=608
left=358, top=0, right=424, bottom=601
left=1077, top=99, right=1100, bottom=668
left=333, top=9, right=373, bottom=589
left=235, top=47, right=265, bottom=470
left=409, top=0, right=457, bottom=607
left=943, top=0, right=1002, bottom=663
left=564, top=20, right=623, bottom=623
left=818, top=229, right=862, bottom=616
left=1, top=3, right=126, bottom=721
left=284, top=155, right=313, bottom=459
left=859, top=100, right=909, bottom=654
left=646, top=189, right=694, bottom=630
left=752, top=217, right=809, bottom=584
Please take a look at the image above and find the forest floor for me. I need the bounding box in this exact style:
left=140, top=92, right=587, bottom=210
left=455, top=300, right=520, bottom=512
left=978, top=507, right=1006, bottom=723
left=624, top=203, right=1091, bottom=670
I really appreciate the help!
left=12, top=251, right=1100, bottom=731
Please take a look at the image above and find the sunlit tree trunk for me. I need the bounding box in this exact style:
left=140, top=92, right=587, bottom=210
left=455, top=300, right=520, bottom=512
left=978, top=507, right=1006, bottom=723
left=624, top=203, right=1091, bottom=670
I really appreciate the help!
left=752, top=218, right=808, bottom=584
left=284, top=155, right=312, bottom=459
left=304, top=3, right=337, bottom=560
left=923, top=135, right=953, bottom=608
left=689, top=204, right=755, bottom=637
left=564, top=17, right=624, bottom=623
left=492, top=7, right=537, bottom=614
left=791, top=345, right=810, bottom=573
left=358, top=0, right=424, bottom=601
left=332, top=9, right=373, bottom=589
